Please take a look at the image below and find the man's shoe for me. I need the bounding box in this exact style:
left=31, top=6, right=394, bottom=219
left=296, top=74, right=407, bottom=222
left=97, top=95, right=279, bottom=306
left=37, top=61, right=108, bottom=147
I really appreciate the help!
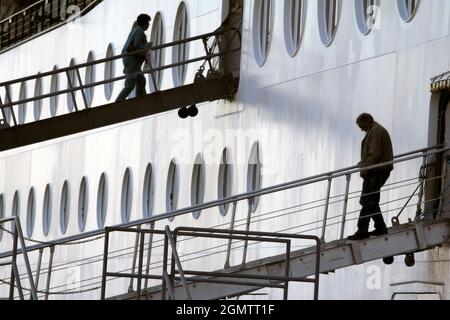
left=347, top=230, right=370, bottom=241
left=369, top=228, right=388, bottom=237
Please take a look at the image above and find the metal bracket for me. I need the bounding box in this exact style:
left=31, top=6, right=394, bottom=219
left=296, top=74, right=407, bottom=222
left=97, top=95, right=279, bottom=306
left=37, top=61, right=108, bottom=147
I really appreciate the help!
left=415, top=223, right=428, bottom=250
left=350, top=242, right=364, bottom=265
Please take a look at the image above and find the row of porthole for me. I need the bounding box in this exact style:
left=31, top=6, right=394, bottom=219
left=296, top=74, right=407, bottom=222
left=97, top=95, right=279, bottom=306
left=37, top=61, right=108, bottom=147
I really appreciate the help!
left=0, top=3, right=188, bottom=125
left=0, top=143, right=262, bottom=241
left=254, top=0, right=419, bottom=65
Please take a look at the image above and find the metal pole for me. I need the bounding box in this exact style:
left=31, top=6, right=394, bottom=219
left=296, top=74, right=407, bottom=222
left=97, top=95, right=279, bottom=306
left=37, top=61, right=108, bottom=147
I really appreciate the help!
left=147, top=57, right=159, bottom=93
left=415, top=155, right=427, bottom=221
left=128, top=225, right=141, bottom=293
left=65, top=70, right=78, bottom=112
left=12, top=262, right=24, bottom=300
left=45, top=246, right=55, bottom=300
left=4, top=86, right=18, bottom=126
left=321, top=177, right=333, bottom=242
left=224, top=201, right=237, bottom=268
left=283, top=240, right=291, bottom=300
left=14, top=216, right=38, bottom=300
left=30, top=248, right=44, bottom=300
left=136, top=231, right=145, bottom=300
left=74, top=67, right=88, bottom=110
left=314, top=239, right=321, bottom=300
left=340, top=175, right=352, bottom=240
left=437, top=156, right=450, bottom=218
left=202, top=37, right=214, bottom=71
left=100, top=229, right=110, bottom=300
left=144, top=222, right=155, bottom=289
left=241, top=204, right=253, bottom=265
left=9, top=220, right=19, bottom=300
left=161, top=232, right=169, bottom=300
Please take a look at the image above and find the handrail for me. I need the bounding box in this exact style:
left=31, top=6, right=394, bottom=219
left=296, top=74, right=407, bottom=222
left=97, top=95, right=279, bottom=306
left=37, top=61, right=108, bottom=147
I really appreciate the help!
left=0, top=144, right=446, bottom=259
left=0, top=0, right=47, bottom=24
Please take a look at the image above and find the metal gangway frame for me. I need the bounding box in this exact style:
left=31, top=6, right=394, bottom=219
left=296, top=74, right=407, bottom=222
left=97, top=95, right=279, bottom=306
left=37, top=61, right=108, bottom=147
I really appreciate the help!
left=0, top=217, right=37, bottom=300
left=0, top=23, right=241, bottom=128
left=0, top=144, right=449, bottom=299
left=100, top=226, right=321, bottom=300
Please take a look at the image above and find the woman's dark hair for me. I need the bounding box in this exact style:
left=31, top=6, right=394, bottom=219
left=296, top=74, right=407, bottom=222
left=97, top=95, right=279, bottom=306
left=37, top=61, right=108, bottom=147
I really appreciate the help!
left=137, top=14, right=151, bottom=27
left=356, top=113, right=374, bottom=125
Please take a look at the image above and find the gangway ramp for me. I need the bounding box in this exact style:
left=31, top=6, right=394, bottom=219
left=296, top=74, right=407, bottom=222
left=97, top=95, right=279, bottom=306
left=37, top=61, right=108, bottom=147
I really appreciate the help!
left=0, top=26, right=240, bottom=152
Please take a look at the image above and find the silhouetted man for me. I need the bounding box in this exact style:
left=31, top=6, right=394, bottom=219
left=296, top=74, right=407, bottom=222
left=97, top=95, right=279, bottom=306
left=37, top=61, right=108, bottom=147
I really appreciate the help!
left=116, top=14, right=152, bottom=103
left=348, top=114, right=394, bottom=241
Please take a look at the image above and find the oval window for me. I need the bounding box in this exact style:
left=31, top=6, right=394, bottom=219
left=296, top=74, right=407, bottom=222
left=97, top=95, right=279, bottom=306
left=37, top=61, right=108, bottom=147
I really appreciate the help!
left=26, top=187, right=36, bottom=237
left=218, top=148, right=233, bottom=216
left=253, top=0, right=274, bottom=66
left=355, top=0, right=380, bottom=35
left=172, top=2, right=189, bottom=87
left=166, top=160, right=179, bottom=221
left=2, top=86, right=12, bottom=125
left=97, top=173, right=108, bottom=228
left=397, top=0, right=419, bottom=22
left=247, top=142, right=262, bottom=213
left=104, top=44, right=115, bottom=101
left=142, top=163, right=154, bottom=218
left=42, top=184, right=52, bottom=236
left=60, top=181, right=70, bottom=235
left=191, top=154, right=205, bottom=220
left=50, top=65, right=60, bottom=117
left=18, top=82, right=27, bottom=124
left=284, top=0, right=305, bottom=56
left=0, top=194, right=4, bottom=240
left=85, top=51, right=96, bottom=107
left=121, top=168, right=133, bottom=223
left=318, top=0, right=341, bottom=46
left=78, top=177, right=89, bottom=232
left=149, top=12, right=164, bottom=92
left=33, top=74, right=43, bottom=121
left=67, top=58, right=78, bottom=112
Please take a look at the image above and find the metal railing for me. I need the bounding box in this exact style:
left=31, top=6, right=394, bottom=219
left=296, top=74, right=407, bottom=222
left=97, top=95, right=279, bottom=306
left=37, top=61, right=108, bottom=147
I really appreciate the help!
left=0, top=25, right=241, bottom=127
left=0, top=144, right=448, bottom=299
left=0, top=0, right=102, bottom=52
left=101, top=226, right=320, bottom=300
left=0, top=217, right=37, bottom=300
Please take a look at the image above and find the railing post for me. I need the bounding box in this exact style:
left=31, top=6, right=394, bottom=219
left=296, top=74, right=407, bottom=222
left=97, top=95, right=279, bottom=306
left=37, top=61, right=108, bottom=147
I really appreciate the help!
left=74, top=67, right=88, bottom=110
left=147, top=56, right=159, bottom=93
left=321, top=176, right=333, bottom=242
left=128, top=225, right=141, bottom=293
left=4, top=86, right=18, bottom=127
left=241, top=203, right=253, bottom=265
left=144, top=221, right=155, bottom=289
left=136, top=231, right=145, bottom=300
left=438, top=156, right=450, bottom=218
left=14, top=216, right=38, bottom=300
left=224, top=201, right=237, bottom=269
left=283, top=240, right=291, bottom=300
left=340, top=174, right=352, bottom=240
left=29, top=248, right=44, bottom=300
left=65, top=70, right=79, bottom=111
left=9, top=219, right=19, bottom=300
left=100, top=229, right=110, bottom=300
left=161, top=231, right=169, bottom=300
left=45, top=245, right=55, bottom=300
left=415, top=154, right=427, bottom=221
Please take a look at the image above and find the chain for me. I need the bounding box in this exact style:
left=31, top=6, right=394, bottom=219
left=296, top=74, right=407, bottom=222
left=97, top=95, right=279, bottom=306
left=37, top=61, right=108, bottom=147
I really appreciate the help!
left=0, top=225, right=104, bottom=246
left=0, top=278, right=101, bottom=296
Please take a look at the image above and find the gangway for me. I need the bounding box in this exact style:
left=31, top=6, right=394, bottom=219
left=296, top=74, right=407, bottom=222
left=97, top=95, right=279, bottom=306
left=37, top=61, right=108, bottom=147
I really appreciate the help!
left=0, top=145, right=449, bottom=300
left=0, top=25, right=241, bottom=152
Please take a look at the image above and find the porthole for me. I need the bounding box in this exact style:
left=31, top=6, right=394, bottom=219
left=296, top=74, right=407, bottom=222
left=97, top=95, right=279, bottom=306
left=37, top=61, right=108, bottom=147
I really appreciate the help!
left=33, top=74, right=43, bottom=120
left=318, top=0, right=341, bottom=46
left=97, top=173, right=108, bottom=229
left=247, top=142, right=262, bottom=213
left=1, top=86, right=12, bottom=125
left=67, top=58, right=78, bottom=112
left=26, top=188, right=36, bottom=237
left=284, top=0, right=305, bottom=56
left=42, top=184, right=51, bottom=236
left=60, top=181, right=70, bottom=235
left=121, top=168, right=133, bottom=223
left=172, top=2, right=189, bottom=87
left=18, top=81, right=27, bottom=124
left=191, top=154, right=205, bottom=220
left=253, top=0, right=274, bottom=66
left=78, top=177, right=88, bottom=232
left=149, top=12, right=164, bottom=92
left=50, top=65, right=60, bottom=117
left=398, top=0, right=419, bottom=22
left=0, top=194, right=4, bottom=240
left=355, top=0, right=380, bottom=35
left=166, top=160, right=179, bottom=221
left=104, top=44, right=115, bottom=101
left=218, top=148, right=233, bottom=216
left=12, top=191, right=19, bottom=218
left=142, top=163, right=154, bottom=218
left=85, top=51, right=95, bottom=107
